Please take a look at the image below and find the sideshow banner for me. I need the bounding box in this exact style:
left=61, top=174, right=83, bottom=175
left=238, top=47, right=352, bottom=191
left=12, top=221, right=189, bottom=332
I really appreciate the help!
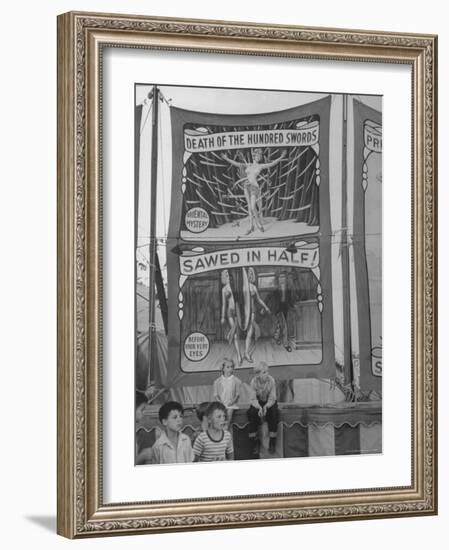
left=352, top=100, right=382, bottom=392
left=167, top=98, right=336, bottom=387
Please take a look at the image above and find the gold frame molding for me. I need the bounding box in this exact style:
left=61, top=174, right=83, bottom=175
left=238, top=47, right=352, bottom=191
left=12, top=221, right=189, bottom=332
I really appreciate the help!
left=57, top=11, right=438, bottom=538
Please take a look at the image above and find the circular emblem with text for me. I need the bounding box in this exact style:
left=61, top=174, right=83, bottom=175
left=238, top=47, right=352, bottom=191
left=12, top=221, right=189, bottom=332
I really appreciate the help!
left=183, top=332, right=210, bottom=361
left=185, top=207, right=209, bottom=233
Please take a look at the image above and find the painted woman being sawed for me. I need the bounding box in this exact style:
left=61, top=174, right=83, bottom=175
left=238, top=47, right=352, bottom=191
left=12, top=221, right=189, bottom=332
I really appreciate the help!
left=220, top=269, right=242, bottom=365
left=243, top=267, right=271, bottom=363
left=221, top=148, right=286, bottom=235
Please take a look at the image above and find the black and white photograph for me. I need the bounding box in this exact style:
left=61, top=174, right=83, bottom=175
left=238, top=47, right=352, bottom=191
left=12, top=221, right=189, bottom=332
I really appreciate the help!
left=135, top=84, right=382, bottom=464
left=1, top=0, right=442, bottom=544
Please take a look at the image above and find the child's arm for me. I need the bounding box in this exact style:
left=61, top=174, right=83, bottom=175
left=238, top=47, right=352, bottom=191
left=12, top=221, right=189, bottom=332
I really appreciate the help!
left=136, top=447, right=153, bottom=465
left=264, top=376, right=277, bottom=410
left=249, top=378, right=262, bottom=410
left=192, top=432, right=204, bottom=462
left=186, top=438, right=195, bottom=463
left=212, top=378, right=221, bottom=402
left=225, top=433, right=234, bottom=460
left=231, top=377, right=241, bottom=405
left=150, top=444, right=160, bottom=464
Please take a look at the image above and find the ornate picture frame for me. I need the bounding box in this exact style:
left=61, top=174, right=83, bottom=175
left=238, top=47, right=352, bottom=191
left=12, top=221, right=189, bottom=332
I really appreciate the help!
left=57, top=11, right=437, bottom=538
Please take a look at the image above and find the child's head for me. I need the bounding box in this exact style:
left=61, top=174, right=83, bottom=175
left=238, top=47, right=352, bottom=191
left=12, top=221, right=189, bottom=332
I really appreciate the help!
left=253, top=361, right=269, bottom=382
left=206, top=401, right=227, bottom=431
left=195, top=401, right=210, bottom=423
left=221, top=357, right=235, bottom=377
left=158, top=401, right=184, bottom=433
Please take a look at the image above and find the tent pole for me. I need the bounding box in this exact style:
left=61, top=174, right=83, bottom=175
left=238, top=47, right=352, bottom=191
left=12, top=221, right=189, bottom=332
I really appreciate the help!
left=341, top=94, right=354, bottom=388
left=135, top=90, right=143, bottom=406
left=148, top=85, right=160, bottom=384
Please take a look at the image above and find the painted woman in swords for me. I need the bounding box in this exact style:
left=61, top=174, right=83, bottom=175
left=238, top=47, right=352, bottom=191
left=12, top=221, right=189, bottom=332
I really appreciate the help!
left=243, top=267, right=271, bottom=363
left=221, top=148, right=286, bottom=235
left=220, top=269, right=242, bottom=365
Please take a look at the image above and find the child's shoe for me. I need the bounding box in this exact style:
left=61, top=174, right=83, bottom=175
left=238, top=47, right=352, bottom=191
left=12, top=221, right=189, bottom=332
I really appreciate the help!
left=250, top=438, right=260, bottom=458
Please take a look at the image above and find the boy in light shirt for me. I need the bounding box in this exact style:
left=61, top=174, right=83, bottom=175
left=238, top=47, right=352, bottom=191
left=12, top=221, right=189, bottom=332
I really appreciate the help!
left=151, top=401, right=193, bottom=464
left=247, top=362, right=279, bottom=456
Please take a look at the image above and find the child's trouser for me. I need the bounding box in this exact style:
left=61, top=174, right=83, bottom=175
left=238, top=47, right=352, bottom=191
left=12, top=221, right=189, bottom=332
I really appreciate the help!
left=247, top=400, right=279, bottom=435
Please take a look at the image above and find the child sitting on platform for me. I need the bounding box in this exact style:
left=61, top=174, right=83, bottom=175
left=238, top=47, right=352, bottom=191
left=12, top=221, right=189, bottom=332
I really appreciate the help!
left=247, top=362, right=279, bottom=456
left=193, top=402, right=234, bottom=462
left=212, top=358, right=242, bottom=427
left=151, top=401, right=193, bottom=464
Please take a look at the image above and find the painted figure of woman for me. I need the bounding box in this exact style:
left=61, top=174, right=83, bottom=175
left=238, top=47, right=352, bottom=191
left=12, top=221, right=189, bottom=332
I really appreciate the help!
left=221, top=148, right=286, bottom=235
left=220, top=269, right=242, bottom=365
left=243, top=267, right=270, bottom=363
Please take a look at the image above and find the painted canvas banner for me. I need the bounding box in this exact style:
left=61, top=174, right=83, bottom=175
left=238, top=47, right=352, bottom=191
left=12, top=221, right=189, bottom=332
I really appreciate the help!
left=165, top=97, right=336, bottom=387
left=351, top=100, right=382, bottom=392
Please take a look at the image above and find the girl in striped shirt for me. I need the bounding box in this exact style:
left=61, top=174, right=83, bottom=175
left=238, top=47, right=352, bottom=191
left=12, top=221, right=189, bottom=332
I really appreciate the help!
left=193, top=402, right=234, bottom=462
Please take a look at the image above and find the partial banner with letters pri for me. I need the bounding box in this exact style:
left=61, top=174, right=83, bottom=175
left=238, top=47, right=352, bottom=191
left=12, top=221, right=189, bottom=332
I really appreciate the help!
left=352, top=101, right=383, bottom=392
